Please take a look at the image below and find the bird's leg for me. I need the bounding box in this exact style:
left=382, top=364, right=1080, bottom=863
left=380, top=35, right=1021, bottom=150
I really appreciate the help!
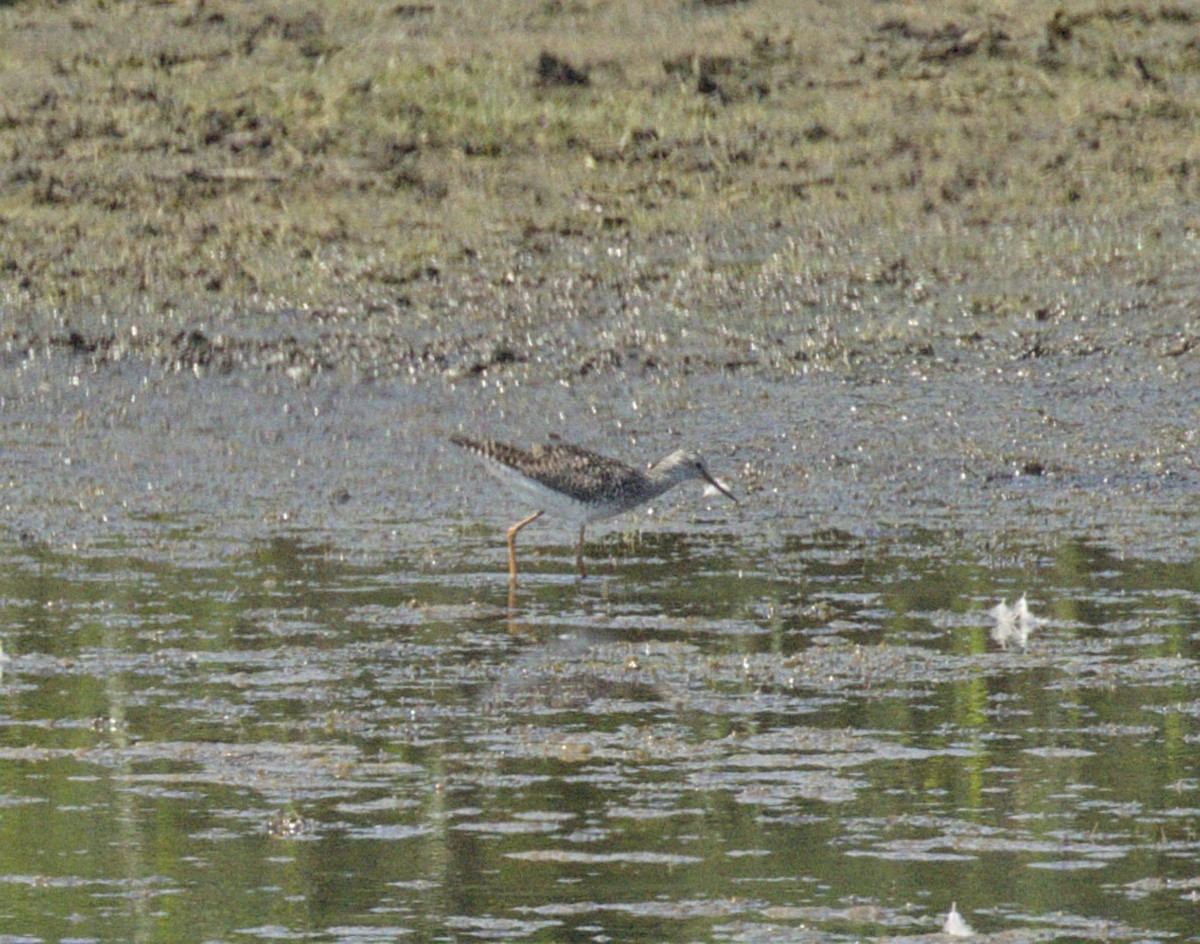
left=576, top=523, right=587, bottom=579
left=507, top=510, right=543, bottom=585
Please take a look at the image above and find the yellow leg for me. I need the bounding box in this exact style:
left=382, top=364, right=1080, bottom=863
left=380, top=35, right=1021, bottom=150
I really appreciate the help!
left=576, top=524, right=587, bottom=578
left=507, top=510, right=544, bottom=585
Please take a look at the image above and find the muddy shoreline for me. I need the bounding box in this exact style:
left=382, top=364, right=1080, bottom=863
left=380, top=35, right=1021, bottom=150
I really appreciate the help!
left=1, top=0, right=1197, bottom=565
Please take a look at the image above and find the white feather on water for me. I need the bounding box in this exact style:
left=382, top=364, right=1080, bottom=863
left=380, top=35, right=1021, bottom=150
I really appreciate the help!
left=942, top=901, right=975, bottom=936
left=990, top=593, right=1039, bottom=650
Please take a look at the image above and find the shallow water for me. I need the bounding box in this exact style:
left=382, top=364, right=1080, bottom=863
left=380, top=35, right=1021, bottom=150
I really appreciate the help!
left=1, top=347, right=1199, bottom=942
left=3, top=529, right=1200, bottom=943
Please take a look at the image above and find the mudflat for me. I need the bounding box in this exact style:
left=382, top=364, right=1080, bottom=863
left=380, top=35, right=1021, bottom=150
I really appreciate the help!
left=0, top=0, right=1195, bottom=381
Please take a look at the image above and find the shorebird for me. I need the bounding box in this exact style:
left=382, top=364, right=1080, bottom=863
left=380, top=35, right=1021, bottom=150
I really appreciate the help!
left=451, top=435, right=736, bottom=583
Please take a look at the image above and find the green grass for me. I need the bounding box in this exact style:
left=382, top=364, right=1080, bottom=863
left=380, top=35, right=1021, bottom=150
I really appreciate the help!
left=0, top=0, right=1196, bottom=328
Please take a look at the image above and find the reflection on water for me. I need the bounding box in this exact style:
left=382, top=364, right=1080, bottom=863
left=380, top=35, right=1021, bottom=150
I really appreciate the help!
left=1, top=531, right=1198, bottom=943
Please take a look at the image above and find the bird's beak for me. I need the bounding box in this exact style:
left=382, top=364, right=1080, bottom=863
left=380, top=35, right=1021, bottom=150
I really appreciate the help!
left=702, top=473, right=737, bottom=502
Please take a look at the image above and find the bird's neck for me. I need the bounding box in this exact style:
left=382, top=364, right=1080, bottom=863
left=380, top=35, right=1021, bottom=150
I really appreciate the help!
left=645, top=459, right=689, bottom=496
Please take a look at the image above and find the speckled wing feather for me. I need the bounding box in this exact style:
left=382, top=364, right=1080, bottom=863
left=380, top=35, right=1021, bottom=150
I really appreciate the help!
left=451, top=436, right=642, bottom=504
